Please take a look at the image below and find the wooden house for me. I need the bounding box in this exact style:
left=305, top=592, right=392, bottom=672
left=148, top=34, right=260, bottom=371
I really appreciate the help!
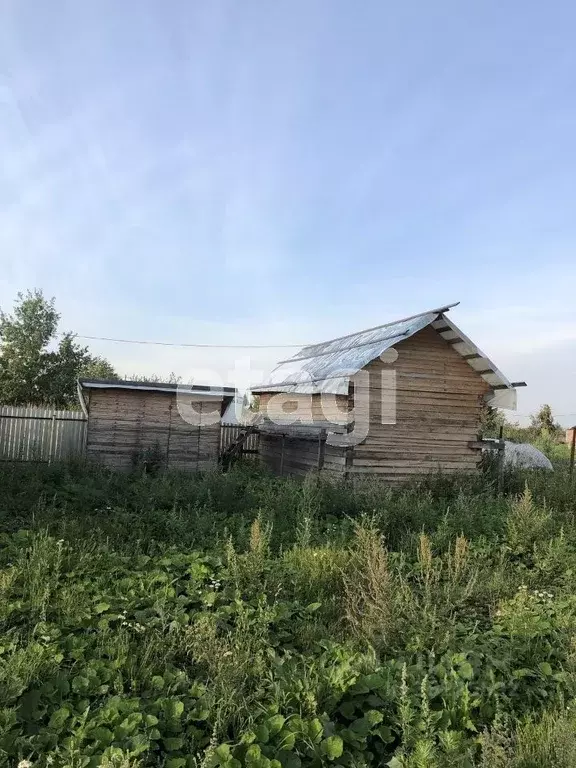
left=252, top=303, right=525, bottom=482
left=78, top=379, right=236, bottom=470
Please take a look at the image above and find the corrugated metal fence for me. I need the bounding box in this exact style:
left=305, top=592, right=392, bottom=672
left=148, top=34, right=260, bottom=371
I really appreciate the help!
left=0, top=406, right=87, bottom=462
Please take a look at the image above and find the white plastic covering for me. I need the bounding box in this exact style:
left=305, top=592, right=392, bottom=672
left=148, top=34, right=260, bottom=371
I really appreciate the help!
left=254, top=306, right=518, bottom=408
left=483, top=440, right=553, bottom=470
left=504, top=442, right=554, bottom=470
left=255, top=312, right=435, bottom=396
left=221, top=394, right=251, bottom=424
left=486, top=388, right=517, bottom=410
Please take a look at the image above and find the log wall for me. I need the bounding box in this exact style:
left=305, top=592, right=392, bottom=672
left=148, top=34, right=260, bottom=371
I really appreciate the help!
left=257, top=392, right=350, bottom=425
left=85, top=389, right=222, bottom=471
left=349, top=326, right=491, bottom=481
left=256, top=327, right=491, bottom=482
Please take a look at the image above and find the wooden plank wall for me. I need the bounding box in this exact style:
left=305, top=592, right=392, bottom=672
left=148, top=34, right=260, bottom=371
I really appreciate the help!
left=350, top=326, right=491, bottom=481
left=168, top=393, right=221, bottom=471
left=85, top=389, right=221, bottom=471
left=259, top=432, right=347, bottom=477
left=256, top=392, right=350, bottom=475
left=257, top=392, right=350, bottom=424
left=0, top=406, right=86, bottom=462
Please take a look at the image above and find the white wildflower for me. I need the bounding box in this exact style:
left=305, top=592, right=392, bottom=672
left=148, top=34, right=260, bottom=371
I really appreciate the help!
left=18, top=760, right=33, bottom=768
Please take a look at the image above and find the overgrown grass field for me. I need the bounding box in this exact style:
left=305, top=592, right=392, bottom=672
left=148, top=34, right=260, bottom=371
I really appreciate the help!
left=1, top=458, right=576, bottom=767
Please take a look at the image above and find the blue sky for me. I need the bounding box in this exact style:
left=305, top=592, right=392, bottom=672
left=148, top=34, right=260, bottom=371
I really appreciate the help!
left=1, top=1, right=576, bottom=424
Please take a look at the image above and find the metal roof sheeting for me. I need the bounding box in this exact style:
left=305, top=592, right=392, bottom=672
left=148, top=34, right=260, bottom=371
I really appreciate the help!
left=253, top=304, right=519, bottom=408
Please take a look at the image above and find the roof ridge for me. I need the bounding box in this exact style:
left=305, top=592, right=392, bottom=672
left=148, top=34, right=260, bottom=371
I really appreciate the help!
left=277, top=328, right=412, bottom=365
left=276, top=303, right=459, bottom=365
left=253, top=303, right=521, bottom=403
left=296, top=302, right=459, bottom=352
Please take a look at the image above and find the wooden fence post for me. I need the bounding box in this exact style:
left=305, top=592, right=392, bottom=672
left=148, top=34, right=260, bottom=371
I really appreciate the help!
left=166, top=402, right=173, bottom=470
left=317, top=429, right=326, bottom=471
left=570, top=428, right=576, bottom=480
left=497, top=425, right=505, bottom=493
left=279, top=434, right=285, bottom=476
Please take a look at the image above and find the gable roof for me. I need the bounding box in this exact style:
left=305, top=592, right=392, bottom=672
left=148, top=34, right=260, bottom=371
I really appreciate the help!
left=252, top=303, right=523, bottom=409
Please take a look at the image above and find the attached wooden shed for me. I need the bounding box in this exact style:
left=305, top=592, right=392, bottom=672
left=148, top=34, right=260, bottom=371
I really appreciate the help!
left=252, top=303, right=524, bottom=482
left=78, top=379, right=236, bottom=470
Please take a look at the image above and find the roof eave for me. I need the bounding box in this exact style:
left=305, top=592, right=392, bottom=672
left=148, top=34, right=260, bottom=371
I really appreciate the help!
left=78, top=378, right=236, bottom=398
left=430, top=315, right=514, bottom=390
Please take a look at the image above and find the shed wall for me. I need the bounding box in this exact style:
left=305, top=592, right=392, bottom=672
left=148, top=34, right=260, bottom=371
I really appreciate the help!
left=259, top=432, right=347, bottom=477
left=350, top=326, right=491, bottom=481
left=257, top=326, right=491, bottom=481
left=256, top=389, right=350, bottom=477
left=85, top=389, right=222, bottom=470
left=258, top=392, right=349, bottom=424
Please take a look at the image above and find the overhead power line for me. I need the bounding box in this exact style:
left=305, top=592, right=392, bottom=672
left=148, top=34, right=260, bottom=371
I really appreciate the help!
left=77, top=335, right=307, bottom=349
left=514, top=413, right=576, bottom=418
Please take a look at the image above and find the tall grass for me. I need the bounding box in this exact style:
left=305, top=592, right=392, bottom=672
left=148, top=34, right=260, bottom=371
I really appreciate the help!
left=1, top=458, right=576, bottom=766
left=1, top=459, right=570, bottom=554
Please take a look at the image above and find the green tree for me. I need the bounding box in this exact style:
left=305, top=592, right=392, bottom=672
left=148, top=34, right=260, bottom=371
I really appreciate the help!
left=479, top=403, right=507, bottom=437
left=123, top=371, right=182, bottom=384
left=0, top=290, right=117, bottom=407
left=530, top=404, right=561, bottom=437
left=81, top=357, right=118, bottom=380
left=0, top=290, right=58, bottom=405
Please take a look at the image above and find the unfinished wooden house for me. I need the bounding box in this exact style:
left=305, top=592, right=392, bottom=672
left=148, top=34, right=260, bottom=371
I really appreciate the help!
left=78, top=379, right=236, bottom=470
left=252, top=303, right=524, bottom=481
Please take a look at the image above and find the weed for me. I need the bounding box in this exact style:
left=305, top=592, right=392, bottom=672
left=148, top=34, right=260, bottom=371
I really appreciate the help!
left=507, top=484, right=551, bottom=554
left=343, top=520, right=395, bottom=647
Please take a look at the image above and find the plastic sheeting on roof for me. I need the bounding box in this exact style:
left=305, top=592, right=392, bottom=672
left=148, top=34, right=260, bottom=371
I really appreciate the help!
left=253, top=308, right=517, bottom=407
left=255, top=313, right=436, bottom=396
